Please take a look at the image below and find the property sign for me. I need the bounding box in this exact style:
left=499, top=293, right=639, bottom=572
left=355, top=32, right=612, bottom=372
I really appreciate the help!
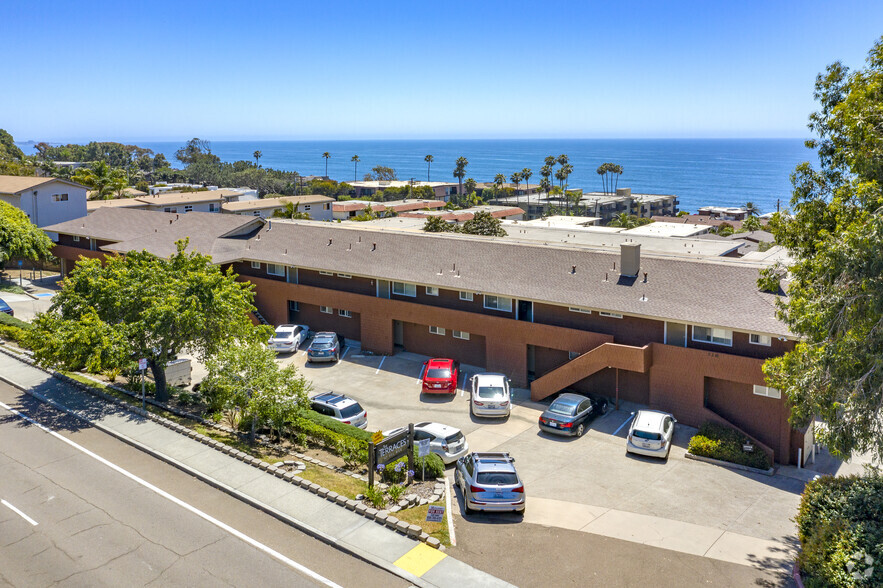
left=375, top=429, right=410, bottom=465
left=138, top=358, right=148, bottom=371
left=426, top=505, right=445, bottom=522
left=372, top=430, right=384, bottom=445
left=417, top=438, right=430, bottom=458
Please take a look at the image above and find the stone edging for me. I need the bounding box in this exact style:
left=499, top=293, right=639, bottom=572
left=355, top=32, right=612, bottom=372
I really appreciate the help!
left=684, top=451, right=775, bottom=476
left=0, top=345, right=443, bottom=548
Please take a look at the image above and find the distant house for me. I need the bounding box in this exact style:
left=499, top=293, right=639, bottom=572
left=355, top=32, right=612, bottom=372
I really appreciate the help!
left=88, top=189, right=256, bottom=215
left=222, top=195, right=334, bottom=220
left=397, top=205, right=525, bottom=223
left=347, top=181, right=460, bottom=201
left=0, top=174, right=87, bottom=227
left=332, top=199, right=447, bottom=220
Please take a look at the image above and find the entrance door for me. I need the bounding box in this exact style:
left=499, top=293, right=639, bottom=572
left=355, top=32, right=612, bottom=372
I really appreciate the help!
left=665, top=322, right=687, bottom=347
left=526, top=344, right=536, bottom=381
left=517, top=300, right=533, bottom=322
left=378, top=280, right=390, bottom=299
left=393, top=320, right=404, bottom=347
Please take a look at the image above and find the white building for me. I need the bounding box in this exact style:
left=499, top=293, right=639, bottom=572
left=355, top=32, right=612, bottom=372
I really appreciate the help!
left=222, top=195, right=334, bottom=220
left=0, top=175, right=87, bottom=227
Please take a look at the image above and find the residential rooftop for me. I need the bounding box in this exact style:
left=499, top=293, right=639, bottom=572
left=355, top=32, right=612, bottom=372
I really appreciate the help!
left=0, top=175, right=87, bottom=194
left=221, top=194, right=333, bottom=213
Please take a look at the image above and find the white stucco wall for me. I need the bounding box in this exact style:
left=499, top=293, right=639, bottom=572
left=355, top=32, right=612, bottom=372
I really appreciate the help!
left=5, top=180, right=88, bottom=227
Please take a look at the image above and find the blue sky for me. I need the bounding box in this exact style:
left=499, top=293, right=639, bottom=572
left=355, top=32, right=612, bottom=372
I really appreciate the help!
left=3, top=1, right=882, bottom=141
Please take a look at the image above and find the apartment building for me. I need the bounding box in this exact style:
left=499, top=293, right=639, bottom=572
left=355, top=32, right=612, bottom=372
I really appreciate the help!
left=0, top=175, right=87, bottom=228
left=491, top=188, right=679, bottom=222
left=222, top=195, right=334, bottom=220
left=44, top=209, right=809, bottom=465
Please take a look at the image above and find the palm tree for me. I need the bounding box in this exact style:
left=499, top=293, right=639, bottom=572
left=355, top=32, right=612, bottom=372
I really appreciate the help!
left=322, top=152, right=331, bottom=177
left=494, top=173, right=506, bottom=194
left=608, top=212, right=639, bottom=229
left=744, top=202, right=760, bottom=217
left=453, top=157, right=468, bottom=200
left=509, top=171, right=522, bottom=210
left=424, top=154, right=434, bottom=182
left=73, top=161, right=128, bottom=200
left=253, top=150, right=262, bottom=167
left=521, top=168, right=532, bottom=198
left=351, top=155, right=360, bottom=181
left=540, top=165, right=552, bottom=192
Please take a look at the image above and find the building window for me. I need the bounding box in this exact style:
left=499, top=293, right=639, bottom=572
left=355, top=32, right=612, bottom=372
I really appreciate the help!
left=164, top=207, right=177, bottom=213
left=318, top=271, right=333, bottom=276
left=692, top=325, right=733, bottom=346
left=288, top=301, right=299, bottom=312
left=209, top=203, right=217, bottom=212
left=599, top=311, right=623, bottom=319
left=253, top=211, right=261, bottom=216
left=568, top=351, right=580, bottom=360
left=429, top=326, right=446, bottom=336
left=304, top=205, right=311, bottom=211
left=453, top=330, right=470, bottom=340
left=72, top=235, right=80, bottom=242
left=52, top=193, right=68, bottom=202
left=320, top=306, right=332, bottom=314
left=251, top=261, right=261, bottom=269
left=267, top=263, right=284, bottom=276
left=753, top=385, right=781, bottom=399
left=392, top=281, right=417, bottom=297
left=184, top=205, right=193, bottom=213
left=337, top=273, right=351, bottom=279
left=749, top=333, right=772, bottom=346
left=339, top=309, right=352, bottom=318
left=569, top=307, right=592, bottom=314
left=324, top=203, right=330, bottom=210
left=484, top=295, right=512, bottom=312
left=426, top=286, right=439, bottom=296
left=459, top=291, right=473, bottom=301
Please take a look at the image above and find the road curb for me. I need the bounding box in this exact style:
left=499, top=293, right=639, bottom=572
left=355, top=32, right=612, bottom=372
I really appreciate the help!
left=684, top=451, right=776, bottom=476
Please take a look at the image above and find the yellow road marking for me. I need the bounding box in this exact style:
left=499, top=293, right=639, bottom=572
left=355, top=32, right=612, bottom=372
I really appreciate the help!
left=393, top=543, right=447, bottom=577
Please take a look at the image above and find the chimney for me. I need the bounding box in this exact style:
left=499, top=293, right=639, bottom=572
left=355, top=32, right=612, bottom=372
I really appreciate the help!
left=620, top=243, right=641, bottom=277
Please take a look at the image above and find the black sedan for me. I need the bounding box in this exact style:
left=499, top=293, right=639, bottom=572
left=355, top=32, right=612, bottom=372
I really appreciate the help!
left=538, top=392, right=608, bottom=437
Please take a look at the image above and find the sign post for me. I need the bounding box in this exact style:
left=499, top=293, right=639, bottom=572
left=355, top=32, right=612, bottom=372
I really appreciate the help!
left=417, top=438, right=430, bottom=481
left=426, top=505, right=445, bottom=522
left=138, top=358, right=148, bottom=409
left=368, top=425, right=414, bottom=488
left=17, top=260, right=23, bottom=288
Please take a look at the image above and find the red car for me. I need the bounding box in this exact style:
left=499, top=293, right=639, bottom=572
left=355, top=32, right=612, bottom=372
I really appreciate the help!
left=421, top=358, right=459, bottom=394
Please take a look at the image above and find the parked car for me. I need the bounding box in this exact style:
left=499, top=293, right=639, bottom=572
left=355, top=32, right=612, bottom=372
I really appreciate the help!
left=421, top=358, right=459, bottom=394
left=267, top=324, right=309, bottom=353
left=309, top=392, right=368, bottom=429
left=626, top=410, right=676, bottom=459
left=470, top=373, right=511, bottom=418
left=538, top=392, right=608, bottom=437
left=383, top=422, right=469, bottom=465
left=0, top=297, right=13, bottom=316
left=455, top=452, right=525, bottom=514
left=307, top=332, right=340, bottom=363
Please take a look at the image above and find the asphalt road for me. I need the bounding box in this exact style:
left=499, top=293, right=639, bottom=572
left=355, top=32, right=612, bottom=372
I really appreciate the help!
left=0, top=381, right=406, bottom=588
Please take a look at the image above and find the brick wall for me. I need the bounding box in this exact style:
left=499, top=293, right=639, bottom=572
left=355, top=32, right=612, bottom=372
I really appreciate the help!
left=401, top=321, right=487, bottom=366
left=533, top=302, right=665, bottom=346
left=294, top=303, right=361, bottom=341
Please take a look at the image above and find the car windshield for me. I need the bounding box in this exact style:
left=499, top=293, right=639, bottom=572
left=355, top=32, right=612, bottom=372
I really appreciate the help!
left=477, top=386, right=505, bottom=399
left=476, top=472, right=519, bottom=485
left=427, top=368, right=451, bottom=379
left=338, top=404, right=363, bottom=418
left=548, top=401, right=578, bottom=416
left=274, top=329, right=294, bottom=338
left=445, top=432, right=464, bottom=444
left=312, top=340, right=334, bottom=349
left=633, top=429, right=662, bottom=441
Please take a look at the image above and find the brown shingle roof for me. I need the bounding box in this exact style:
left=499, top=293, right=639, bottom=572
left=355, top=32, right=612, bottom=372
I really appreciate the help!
left=222, top=195, right=333, bottom=213
left=43, top=208, right=178, bottom=242
left=0, top=175, right=87, bottom=194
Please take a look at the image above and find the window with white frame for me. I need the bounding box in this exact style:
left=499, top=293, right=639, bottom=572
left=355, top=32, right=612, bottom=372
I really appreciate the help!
left=599, top=311, right=623, bottom=318
left=267, top=263, right=284, bottom=276
left=337, top=273, right=351, bottom=279
left=184, top=205, right=193, bottom=212
left=72, top=235, right=80, bottom=242
left=459, top=291, right=473, bottom=301
left=288, top=301, right=299, bottom=312
left=429, top=326, right=446, bottom=336
left=692, top=325, right=733, bottom=346
left=52, top=193, right=68, bottom=202
left=453, top=330, right=470, bottom=340
left=250, top=261, right=261, bottom=269
left=318, top=271, right=333, bottom=276
left=320, top=306, right=332, bottom=314
left=569, top=307, right=592, bottom=314
left=164, top=207, right=177, bottom=213
left=426, top=286, right=438, bottom=296
left=749, top=333, right=772, bottom=346
left=484, top=295, right=512, bottom=312
left=753, top=385, right=781, bottom=399
left=392, top=281, right=417, bottom=297
left=339, top=309, right=352, bottom=318
left=209, top=203, right=217, bottom=212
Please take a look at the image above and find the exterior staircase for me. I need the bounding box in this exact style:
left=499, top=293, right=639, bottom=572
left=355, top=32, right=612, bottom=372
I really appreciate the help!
left=252, top=310, right=270, bottom=326
left=530, top=343, right=652, bottom=401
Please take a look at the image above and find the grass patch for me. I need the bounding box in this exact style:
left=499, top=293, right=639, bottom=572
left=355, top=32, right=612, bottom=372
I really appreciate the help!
left=299, top=464, right=365, bottom=499
left=192, top=424, right=281, bottom=461
left=0, top=282, right=26, bottom=294
left=64, top=372, right=194, bottom=425
left=396, top=503, right=450, bottom=546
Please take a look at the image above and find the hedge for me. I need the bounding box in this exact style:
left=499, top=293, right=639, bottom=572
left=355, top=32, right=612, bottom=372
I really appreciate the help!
left=687, top=422, right=770, bottom=470
left=301, top=409, right=374, bottom=442
left=0, top=313, right=32, bottom=346
left=0, top=312, right=32, bottom=330
left=796, top=472, right=883, bottom=587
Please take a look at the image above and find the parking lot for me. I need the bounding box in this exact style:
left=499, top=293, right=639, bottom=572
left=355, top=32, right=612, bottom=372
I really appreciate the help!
left=263, top=338, right=805, bottom=564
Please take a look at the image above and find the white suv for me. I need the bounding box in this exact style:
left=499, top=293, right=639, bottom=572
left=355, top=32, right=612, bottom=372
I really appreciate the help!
left=268, top=324, right=309, bottom=353
left=310, top=392, right=368, bottom=429
left=470, top=373, right=511, bottom=418
left=626, top=410, right=676, bottom=459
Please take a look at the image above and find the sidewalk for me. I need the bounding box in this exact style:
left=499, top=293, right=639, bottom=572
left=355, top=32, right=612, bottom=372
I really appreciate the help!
left=0, top=349, right=511, bottom=588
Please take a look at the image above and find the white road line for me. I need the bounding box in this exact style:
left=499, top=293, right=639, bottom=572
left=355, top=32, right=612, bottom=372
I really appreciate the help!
left=444, top=477, right=456, bottom=547
left=374, top=356, right=386, bottom=375
left=0, top=400, right=342, bottom=588
left=341, top=346, right=351, bottom=360
left=460, top=372, right=468, bottom=395
left=1, top=499, right=38, bottom=526
left=416, top=364, right=426, bottom=384
left=613, top=414, right=635, bottom=436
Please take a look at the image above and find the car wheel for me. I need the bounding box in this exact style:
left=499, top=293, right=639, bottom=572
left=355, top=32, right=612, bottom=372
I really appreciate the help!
left=470, top=403, right=475, bottom=416
left=600, top=400, right=608, bottom=414
left=575, top=423, right=585, bottom=437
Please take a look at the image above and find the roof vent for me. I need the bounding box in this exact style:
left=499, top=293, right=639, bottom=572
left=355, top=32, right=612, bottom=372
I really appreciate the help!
left=620, top=243, right=640, bottom=277
left=268, top=220, right=272, bottom=230
left=372, top=243, right=376, bottom=251
left=328, top=239, right=333, bottom=246
left=284, top=248, right=287, bottom=255
left=257, top=233, right=261, bottom=240
left=643, top=272, right=648, bottom=283
left=571, top=265, right=576, bottom=274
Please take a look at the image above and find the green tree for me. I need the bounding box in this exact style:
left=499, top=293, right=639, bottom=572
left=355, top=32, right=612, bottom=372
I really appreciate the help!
left=322, top=151, right=331, bottom=177
left=763, top=37, right=883, bottom=459
left=72, top=160, right=128, bottom=200
left=200, top=341, right=310, bottom=442
left=464, top=177, right=477, bottom=196
left=351, top=155, right=360, bottom=181
left=521, top=168, right=532, bottom=195
left=29, top=241, right=267, bottom=403
left=461, top=210, right=507, bottom=237
left=424, top=154, right=434, bottom=182
left=741, top=215, right=763, bottom=232
left=272, top=201, right=311, bottom=220
left=422, top=215, right=457, bottom=233
left=365, top=165, right=397, bottom=181
left=453, top=157, right=468, bottom=199
left=0, top=202, right=54, bottom=271
left=493, top=173, right=506, bottom=194
left=175, top=138, right=214, bottom=165
left=253, top=150, right=262, bottom=167
left=743, top=201, right=760, bottom=217
left=0, top=129, right=25, bottom=161
left=716, top=222, right=735, bottom=237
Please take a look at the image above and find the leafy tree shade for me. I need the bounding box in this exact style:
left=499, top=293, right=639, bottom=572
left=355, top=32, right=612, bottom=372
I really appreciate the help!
left=763, top=37, right=883, bottom=459
left=715, top=222, right=735, bottom=236
left=741, top=215, right=763, bottom=232
left=424, top=154, right=433, bottom=181
left=423, top=215, right=457, bottom=233
left=0, top=202, right=54, bottom=270
left=29, top=241, right=267, bottom=403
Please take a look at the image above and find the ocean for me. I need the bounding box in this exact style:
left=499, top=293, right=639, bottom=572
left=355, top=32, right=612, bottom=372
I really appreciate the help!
left=27, top=139, right=814, bottom=215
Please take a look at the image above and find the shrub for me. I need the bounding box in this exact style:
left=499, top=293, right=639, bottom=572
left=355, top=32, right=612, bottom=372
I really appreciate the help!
left=0, top=312, right=32, bottom=330
left=687, top=422, right=771, bottom=470
left=292, top=416, right=369, bottom=455
left=301, top=409, right=374, bottom=442
left=364, top=484, right=386, bottom=509
left=795, top=472, right=883, bottom=587
left=412, top=449, right=445, bottom=481
left=388, top=484, right=405, bottom=503
left=0, top=323, right=30, bottom=346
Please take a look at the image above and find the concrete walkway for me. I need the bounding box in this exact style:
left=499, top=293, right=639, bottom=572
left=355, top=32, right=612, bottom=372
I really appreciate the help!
left=0, top=350, right=511, bottom=588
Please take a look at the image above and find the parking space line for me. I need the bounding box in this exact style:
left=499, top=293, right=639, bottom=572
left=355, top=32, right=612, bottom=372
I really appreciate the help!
left=613, top=414, right=634, bottom=436
left=460, top=372, right=468, bottom=395
left=374, top=356, right=386, bottom=375
left=341, top=346, right=351, bottom=360
left=416, top=364, right=426, bottom=384
left=1, top=499, right=38, bottom=526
